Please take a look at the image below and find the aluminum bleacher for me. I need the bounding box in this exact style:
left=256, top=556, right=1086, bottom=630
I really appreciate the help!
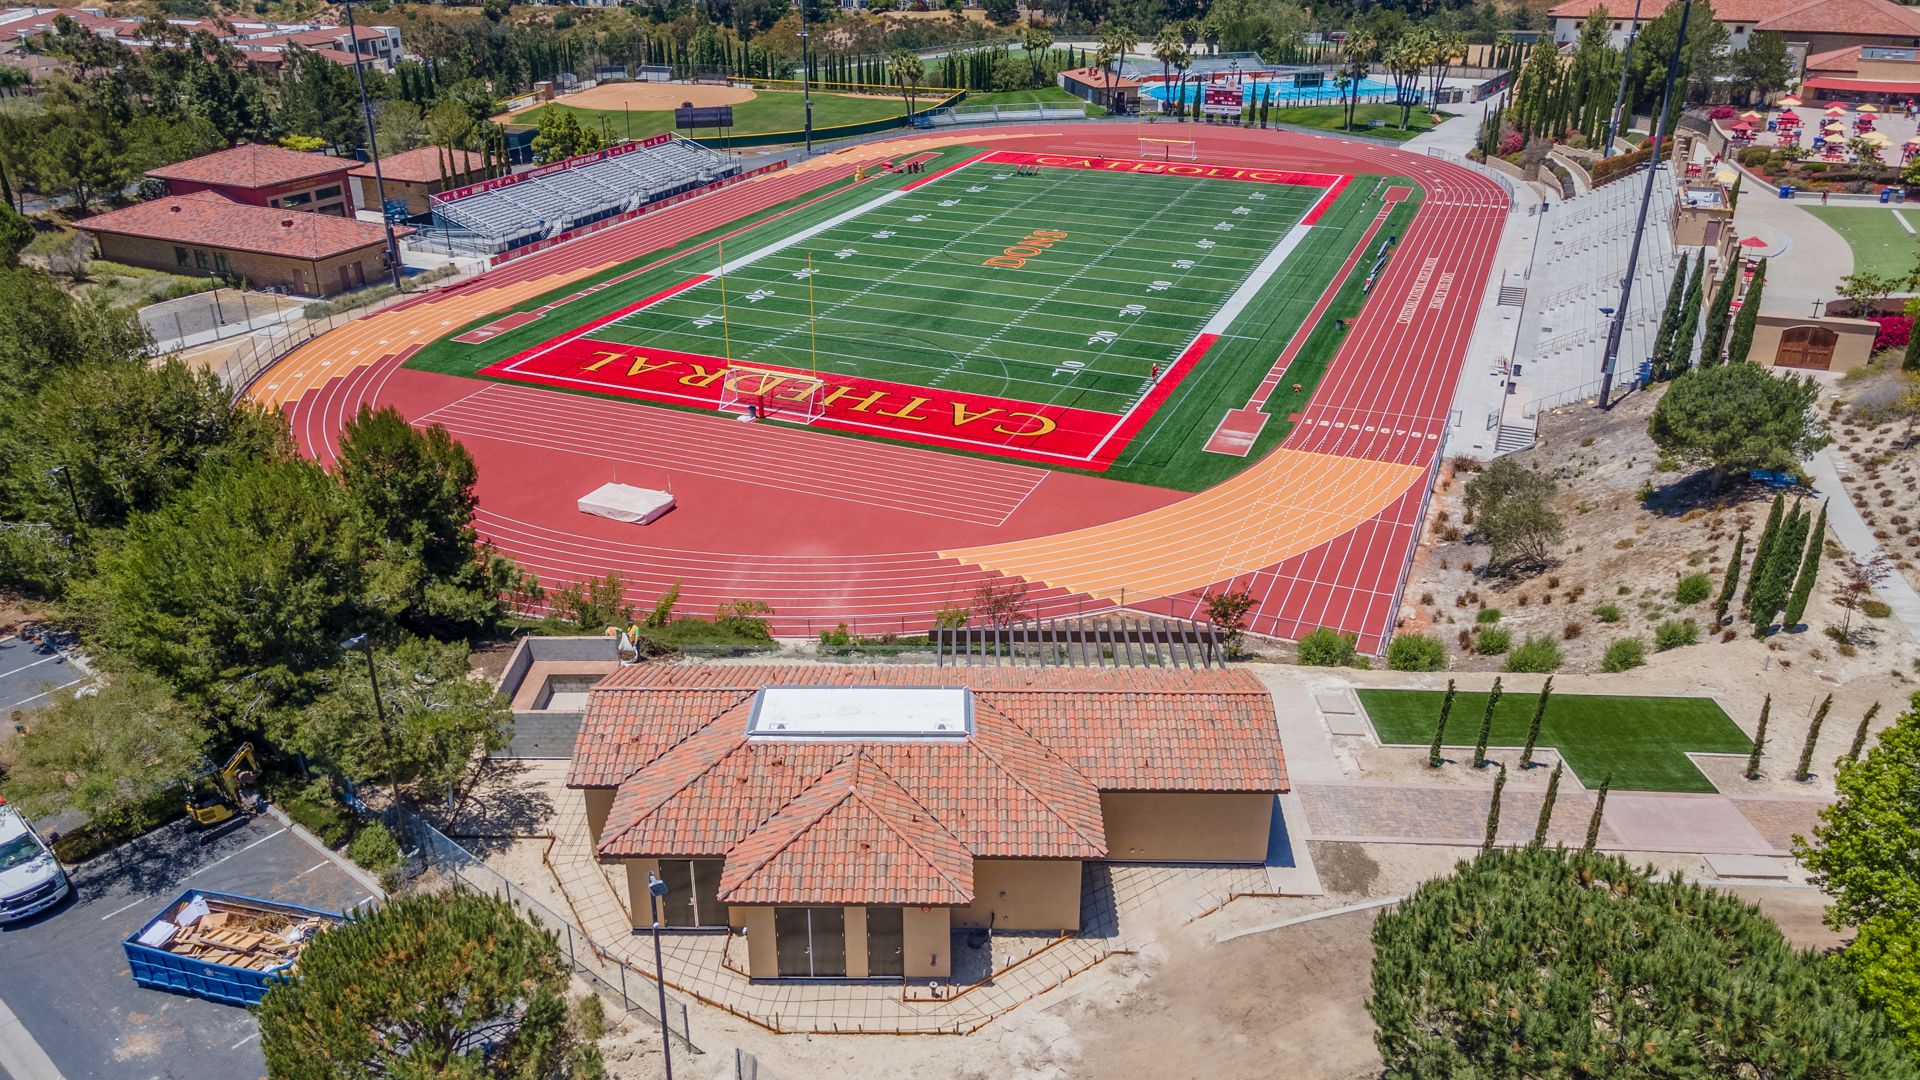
left=429, top=135, right=740, bottom=255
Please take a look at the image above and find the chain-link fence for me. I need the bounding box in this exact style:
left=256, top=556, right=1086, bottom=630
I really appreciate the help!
left=381, top=804, right=700, bottom=1056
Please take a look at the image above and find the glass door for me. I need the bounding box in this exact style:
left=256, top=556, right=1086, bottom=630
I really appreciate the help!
left=772, top=908, right=848, bottom=977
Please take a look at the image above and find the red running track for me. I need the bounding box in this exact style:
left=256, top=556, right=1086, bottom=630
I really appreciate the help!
left=282, top=126, right=1507, bottom=648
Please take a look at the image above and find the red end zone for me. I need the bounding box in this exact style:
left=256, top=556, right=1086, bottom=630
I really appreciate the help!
left=479, top=330, right=1220, bottom=470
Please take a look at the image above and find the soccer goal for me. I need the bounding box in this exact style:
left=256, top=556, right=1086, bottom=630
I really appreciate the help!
left=717, top=364, right=827, bottom=425
left=1139, top=136, right=1199, bottom=162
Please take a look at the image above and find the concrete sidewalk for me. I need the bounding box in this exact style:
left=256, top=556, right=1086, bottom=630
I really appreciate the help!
left=1805, top=448, right=1920, bottom=642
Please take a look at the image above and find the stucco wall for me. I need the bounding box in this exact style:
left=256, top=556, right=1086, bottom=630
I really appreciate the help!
left=583, top=788, right=614, bottom=846
left=952, top=860, right=1082, bottom=931
left=903, top=906, right=951, bottom=980
left=742, top=907, right=777, bottom=978
left=1753, top=315, right=1878, bottom=373
left=88, top=232, right=389, bottom=297
left=1100, top=792, right=1273, bottom=862
left=623, top=858, right=662, bottom=929
left=843, top=906, right=870, bottom=979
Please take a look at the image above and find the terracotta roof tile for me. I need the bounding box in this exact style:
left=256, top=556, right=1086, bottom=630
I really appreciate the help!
left=147, top=143, right=354, bottom=189
left=73, top=191, right=408, bottom=261
left=1548, top=0, right=1920, bottom=30
left=350, top=146, right=486, bottom=185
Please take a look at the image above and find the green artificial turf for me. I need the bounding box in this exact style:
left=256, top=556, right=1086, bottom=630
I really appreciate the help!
left=961, top=87, right=1104, bottom=114
left=407, top=145, right=1414, bottom=490
left=1267, top=103, right=1445, bottom=142
left=1357, top=688, right=1753, bottom=793
left=1801, top=206, right=1920, bottom=282
left=514, top=89, right=917, bottom=144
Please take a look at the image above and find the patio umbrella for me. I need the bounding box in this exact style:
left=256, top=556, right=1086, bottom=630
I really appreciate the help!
left=1777, top=95, right=1802, bottom=107
left=1863, top=130, right=1891, bottom=144
left=1778, top=110, right=1800, bottom=124
left=1907, top=135, right=1920, bottom=144
left=1826, top=105, right=1848, bottom=115
left=1858, top=103, right=1880, bottom=113
left=1740, top=110, right=1763, bottom=120
left=1731, top=121, right=1754, bottom=132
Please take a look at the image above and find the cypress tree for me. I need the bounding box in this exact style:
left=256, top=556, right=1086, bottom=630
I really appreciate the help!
left=1482, top=763, right=1508, bottom=853
left=1906, top=320, right=1920, bottom=372
left=1428, top=678, right=1456, bottom=768
left=1782, top=503, right=1827, bottom=629
left=1795, top=694, right=1832, bottom=781
left=1715, top=528, right=1746, bottom=626
left=1532, top=760, right=1564, bottom=846
left=1520, top=676, right=1553, bottom=768
left=1745, top=494, right=1786, bottom=607
left=1583, top=773, right=1611, bottom=851
left=1727, top=258, right=1767, bottom=363
left=1752, top=502, right=1808, bottom=635
left=1651, top=258, right=1689, bottom=380
left=1700, top=259, right=1737, bottom=366
left=1473, top=677, right=1503, bottom=769
left=1746, top=694, right=1771, bottom=779
left=1670, top=250, right=1706, bottom=375
left=1846, top=702, right=1881, bottom=762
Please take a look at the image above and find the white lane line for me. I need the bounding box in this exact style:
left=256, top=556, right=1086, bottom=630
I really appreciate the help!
left=100, top=896, right=150, bottom=921
left=180, top=827, right=287, bottom=882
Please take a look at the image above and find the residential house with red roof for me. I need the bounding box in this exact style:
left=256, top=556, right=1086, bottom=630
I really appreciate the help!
left=147, top=143, right=357, bottom=217
left=73, top=191, right=408, bottom=296
left=570, top=664, right=1288, bottom=981
left=1548, top=0, right=1920, bottom=60
left=0, top=7, right=402, bottom=71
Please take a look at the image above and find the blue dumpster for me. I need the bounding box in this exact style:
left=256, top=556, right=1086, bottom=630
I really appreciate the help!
left=124, top=890, right=343, bottom=1007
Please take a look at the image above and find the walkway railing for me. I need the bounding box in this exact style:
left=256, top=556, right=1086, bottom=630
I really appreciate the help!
left=381, top=803, right=701, bottom=1056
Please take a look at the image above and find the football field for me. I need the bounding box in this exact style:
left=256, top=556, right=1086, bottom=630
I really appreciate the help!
left=479, top=149, right=1358, bottom=470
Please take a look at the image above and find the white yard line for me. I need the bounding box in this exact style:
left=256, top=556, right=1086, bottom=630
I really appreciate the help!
left=1895, top=209, right=1916, bottom=236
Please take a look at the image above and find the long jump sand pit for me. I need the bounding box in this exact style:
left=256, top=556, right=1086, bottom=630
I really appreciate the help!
left=498, top=81, right=756, bottom=120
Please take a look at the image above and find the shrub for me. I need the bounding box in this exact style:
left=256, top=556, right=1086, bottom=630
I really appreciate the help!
left=270, top=777, right=356, bottom=848
left=1867, top=315, right=1911, bottom=353
left=1601, top=637, right=1647, bottom=672
left=1562, top=621, right=1583, bottom=640
left=1654, top=618, right=1701, bottom=651
left=1674, top=572, right=1713, bottom=605
left=1862, top=599, right=1893, bottom=619
left=1475, top=608, right=1502, bottom=624
left=1738, top=146, right=1771, bottom=167
left=1475, top=627, right=1512, bottom=655
left=1296, top=626, right=1359, bottom=666
left=1504, top=634, right=1563, bottom=673
left=1387, top=633, right=1447, bottom=672
left=1594, top=603, right=1623, bottom=623
left=347, top=820, right=401, bottom=874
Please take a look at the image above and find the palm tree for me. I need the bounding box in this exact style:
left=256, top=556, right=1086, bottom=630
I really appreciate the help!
left=1096, top=22, right=1137, bottom=112
left=887, top=48, right=925, bottom=117
left=1152, top=24, right=1187, bottom=115
left=0, top=65, right=27, bottom=99
left=1340, top=31, right=1377, bottom=133
left=1022, top=23, right=1054, bottom=88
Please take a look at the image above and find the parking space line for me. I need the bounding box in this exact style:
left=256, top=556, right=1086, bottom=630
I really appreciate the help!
left=180, top=827, right=287, bottom=882
left=100, top=896, right=151, bottom=921
left=9, top=677, right=88, bottom=708
left=4, top=654, right=66, bottom=675
left=296, top=860, right=330, bottom=877
left=230, top=1032, right=260, bottom=1051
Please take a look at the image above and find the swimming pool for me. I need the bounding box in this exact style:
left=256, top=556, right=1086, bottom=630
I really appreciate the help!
left=1142, top=77, right=1405, bottom=107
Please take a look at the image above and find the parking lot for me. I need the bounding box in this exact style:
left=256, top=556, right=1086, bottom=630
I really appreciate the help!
left=0, top=633, right=89, bottom=721
left=0, top=813, right=375, bottom=1080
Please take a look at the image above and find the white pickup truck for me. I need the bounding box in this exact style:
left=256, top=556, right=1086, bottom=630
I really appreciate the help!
left=0, top=799, right=70, bottom=924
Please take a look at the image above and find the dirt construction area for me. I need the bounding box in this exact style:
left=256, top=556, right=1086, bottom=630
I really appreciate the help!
left=495, top=81, right=756, bottom=121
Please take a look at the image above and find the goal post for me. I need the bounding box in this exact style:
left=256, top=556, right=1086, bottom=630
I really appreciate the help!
left=716, top=364, right=827, bottom=425
left=1139, top=136, right=1199, bottom=162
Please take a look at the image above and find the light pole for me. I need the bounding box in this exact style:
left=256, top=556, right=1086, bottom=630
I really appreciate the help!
left=797, top=0, right=814, bottom=155
left=1597, top=0, right=1691, bottom=408
left=343, top=0, right=405, bottom=290
left=340, top=633, right=393, bottom=796
left=1602, top=0, right=1645, bottom=159
left=646, top=873, right=675, bottom=1080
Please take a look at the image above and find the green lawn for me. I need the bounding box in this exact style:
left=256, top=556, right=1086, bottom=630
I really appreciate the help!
left=1358, top=689, right=1753, bottom=793
left=515, top=89, right=919, bottom=144
left=961, top=87, right=1102, bottom=114
left=1802, top=205, right=1920, bottom=280
left=1267, top=103, right=1444, bottom=142
left=407, top=145, right=1411, bottom=490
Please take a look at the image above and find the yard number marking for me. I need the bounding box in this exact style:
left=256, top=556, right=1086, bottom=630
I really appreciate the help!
left=1088, top=329, right=1118, bottom=345
left=1232, top=206, right=1252, bottom=216
left=1119, top=304, right=1146, bottom=317
left=834, top=248, right=858, bottom=259
left=744, top=289, right=775, bottom=303
left=1146, top=280, right=1172, bottom=292
left=1171, top=259, right=1195, bottom=270
left=1195, top=239, right=1217, bottom=250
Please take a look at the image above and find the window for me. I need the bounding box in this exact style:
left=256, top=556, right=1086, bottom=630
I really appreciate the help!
left=1734, top=24, right=1744, bottom=33
left=175, top=246, right=189, bottom=268
left=1612, top=21, right=1621, bottom=30
left=773, top=907, right=846, bottom=977
left=652, top=859, right=728, bottom=927
left=194, top=250, right=210, bottom=270
left=213, top=252, right=229, bottom=274
left=281, top=191, right=313, bottom=207
left=314, top=185, right=342, bottom=200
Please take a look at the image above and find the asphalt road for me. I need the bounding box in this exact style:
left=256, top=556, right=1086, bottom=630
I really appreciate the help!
left=0, top=635, right=88, bottom=719
left=0, top=814, right=374, bottom=1080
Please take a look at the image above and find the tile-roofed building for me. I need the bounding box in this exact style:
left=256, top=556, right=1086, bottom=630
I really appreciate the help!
left=572, top=663, right=1287, bottom=980
left=73, top=191, right=410, bottom=297
left=0, top=7, right=403, bottom=70
left=349, top=147, right=489, bottom=218
left=1799, top=42, right=1920, bottom=102
left=1548, top=0, right=1920, bottom=56
left=146, top=143, right=355, bottom=216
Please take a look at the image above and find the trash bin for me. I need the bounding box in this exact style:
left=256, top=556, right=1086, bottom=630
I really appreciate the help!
left=1899, top=189, right=1908, bottom=203
left=1882, top=188, right=1894, bottom=203
left=1779, top=184, right=1795, bottom=199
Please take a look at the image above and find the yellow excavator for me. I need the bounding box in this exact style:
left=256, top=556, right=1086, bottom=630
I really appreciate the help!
left=185, top=743, right=260, bottom=827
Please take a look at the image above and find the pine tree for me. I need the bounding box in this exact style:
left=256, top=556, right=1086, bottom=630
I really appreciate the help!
left=1583, top=773, right=1611, bottom=851
left=1482, top=763, right=1508, bottom=853
left=1796, top=694, right=1833, bottom=781
left=1746, top=494, right=1785, bottom=606
left=1782, top=502, right=1826, bottom=629
left=1715, top=528, right=1746, bottom=626
left=1473, top=677, right=1503, bottom=769
left=1670, top=250, right=1706, bottom=375
left=1428, top=678, right=1456, bottom=768
left=1700, top=260, right=1737, bottom=366
left=1727, top=258, right=1767, bottom=364
left=1746, top=694, right=1771, bottom=779
left=1533, top=760, right=1564, bottom=846
left=1520, top=676, right=1552, bottom=768
left=1846, top=701, right=1882, bottom=763
left=1651, top=258, right=1690, bottom=380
